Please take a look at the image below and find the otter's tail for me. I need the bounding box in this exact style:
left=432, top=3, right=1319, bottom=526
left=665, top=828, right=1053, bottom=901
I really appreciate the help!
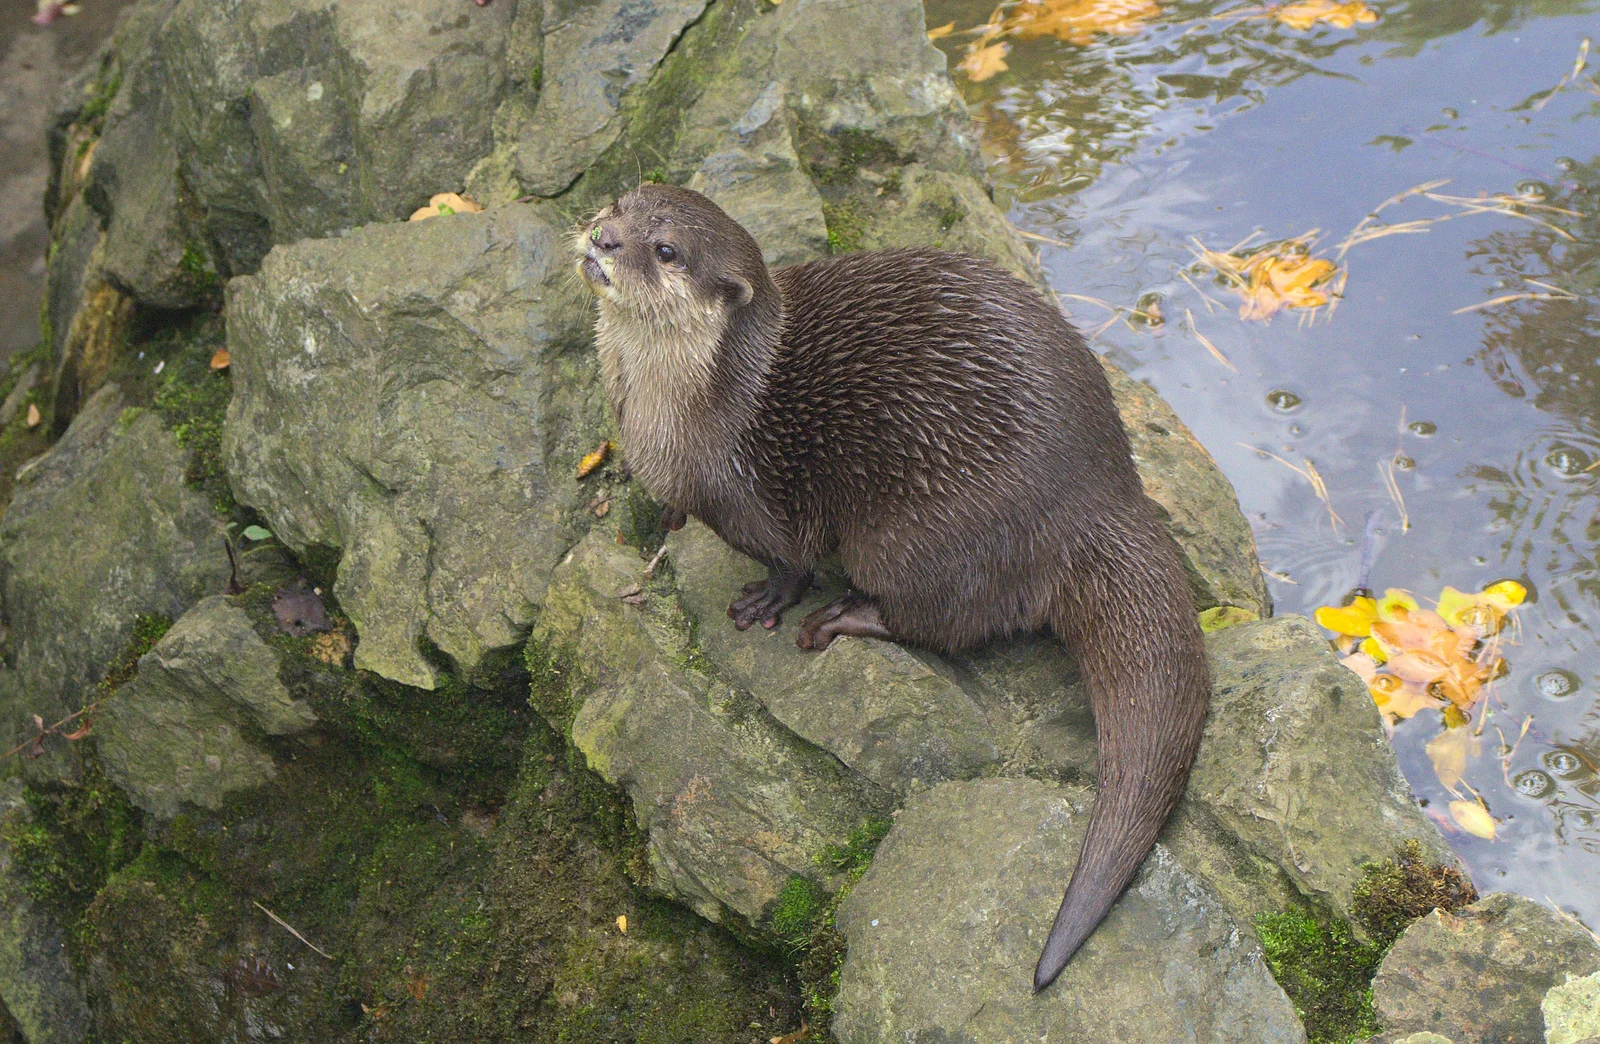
left=1034, top=512, right=1211, bottom=992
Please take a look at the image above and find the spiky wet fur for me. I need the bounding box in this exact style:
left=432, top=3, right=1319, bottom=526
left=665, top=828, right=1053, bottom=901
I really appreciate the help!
left=578, top=185, right=1211, bottom=991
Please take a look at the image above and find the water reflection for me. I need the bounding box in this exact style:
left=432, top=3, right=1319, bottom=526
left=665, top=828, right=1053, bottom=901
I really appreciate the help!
left=928, top=0, right=1600, bottom=926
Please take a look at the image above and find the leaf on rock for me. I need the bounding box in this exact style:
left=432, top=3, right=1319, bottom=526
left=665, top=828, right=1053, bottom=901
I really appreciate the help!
left=241, top=525, right=273, bottom=542
left=209, top=348, right=231, bottom=370
left=408, top=192, right=485, bottom=222
left=273, top=584, right=332, bottom=636
left=616, top=914, right=628, bottom=934
left=1448, top=798, right=1496, bottom=839
left=1199, top=605, right=1259, bottom=632
left=577, top=440, right=612, bottom=479
left=26, top=403, right=41, bottom=428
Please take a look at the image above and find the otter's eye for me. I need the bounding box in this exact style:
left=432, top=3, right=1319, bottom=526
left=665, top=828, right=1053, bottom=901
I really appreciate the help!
left=656, top=244, right=678, bottom=264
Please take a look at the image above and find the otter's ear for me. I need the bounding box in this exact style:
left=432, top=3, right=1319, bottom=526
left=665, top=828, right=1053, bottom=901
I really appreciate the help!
left=719, top=275, right=755, bottom=307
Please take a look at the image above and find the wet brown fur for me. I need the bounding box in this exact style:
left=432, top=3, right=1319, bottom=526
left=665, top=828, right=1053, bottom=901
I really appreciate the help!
left=578, top=184, right=1211, bottom=991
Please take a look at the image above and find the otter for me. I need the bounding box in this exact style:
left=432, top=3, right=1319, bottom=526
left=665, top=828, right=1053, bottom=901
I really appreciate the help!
left=575, top=184, right=1210, bottom=992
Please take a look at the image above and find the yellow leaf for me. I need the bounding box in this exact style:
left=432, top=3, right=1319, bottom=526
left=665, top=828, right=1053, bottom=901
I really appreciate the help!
left=409, top=192, right=484, bottom=221
left=959, top=41, right=1010, bottom=81
left=1448, top=798, right=1497, bottom=839
left=1198, top=605, right=1258, bottom=632
left=1425, top=727, right=1479, bottom=790
left=1315, top=597, right=1378, bottom=638
left=1375, top=588, right=1419, bottom=621
left=26, top=403, right=41, bottom=428
left=616, top=914, right=628, bottom=934
left=927, top=20, right=956, bottom=39
left=1480, top=579, right=1526, bottom=608
left=1270, top=0, right=1378, bottom=31
left=1007, top=0, right=1162, bottom=45
left=576, top=440, right=612, bottom=479
left=1359, top=636, right=1387, bottom=663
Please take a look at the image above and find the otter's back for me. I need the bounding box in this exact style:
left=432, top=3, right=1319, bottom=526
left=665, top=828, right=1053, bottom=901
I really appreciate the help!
left=763, top=249, right=1141, bottom=515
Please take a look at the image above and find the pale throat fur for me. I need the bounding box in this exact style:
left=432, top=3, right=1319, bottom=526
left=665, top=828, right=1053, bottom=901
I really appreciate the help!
left=591, top=260, right=745, bottom=512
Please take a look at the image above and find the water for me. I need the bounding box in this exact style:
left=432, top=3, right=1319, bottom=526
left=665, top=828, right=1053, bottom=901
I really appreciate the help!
left=927, top=0, right=1600, bottom=928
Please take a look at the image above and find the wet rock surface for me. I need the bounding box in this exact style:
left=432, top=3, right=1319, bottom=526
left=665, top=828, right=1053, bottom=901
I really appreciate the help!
left=223, top=202, right=601, bottom=689
left=833, top=778, right=1306, bottom=1044
left=0, top=384, right=229, bottom=777
left=1371, top=893, right=1600, bottom=1044
left=98, top=596, right=315, bottom=819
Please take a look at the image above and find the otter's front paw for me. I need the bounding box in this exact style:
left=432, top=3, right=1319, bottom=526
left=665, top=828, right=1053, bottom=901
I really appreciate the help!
left=728, top=570, right=812, bottom=631
left=660, top=505, right=687, bottom=532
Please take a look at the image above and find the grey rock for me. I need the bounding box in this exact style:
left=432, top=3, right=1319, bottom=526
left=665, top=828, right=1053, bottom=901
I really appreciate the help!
left=1393, top=1035, right=1457, bottom=1044
left=533, top=528, right=890, bottom=922
left=1189, top=616, right=1451, bottom=924
left=0, top=780, right=92, bottom=1044
left=223, top=202, right=602, bottom=689
left=83, top=0, right=516, bottom=298
left=98, top=596, right=314, bottom=819
left=688, top=99, right=830, bottom=269
left=833, top=778, right=1306, bottom=1044
left=855, top=163, right=1045, bottom=287
left=0, top=385, right=230, bottom=779
left=518, top=0, right=712, bottom=197
left=1372, top=893, right=1600, bottom=1044
left=1546, top=971, right=1600, bottom=1044
left=0, top=365, right=39, bottom=430
left=1101, top=358, right=1270, bottom=617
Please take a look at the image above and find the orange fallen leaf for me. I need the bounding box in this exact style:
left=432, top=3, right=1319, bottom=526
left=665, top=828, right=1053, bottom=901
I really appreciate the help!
left=927, top=20, right=956, bottom=39
left=1007, top=0, right=1162, bottom=44
left=1448, top=798, right=1496, bottom=839
left=26, top=403, right=41, bottom=428
left=959, top=41, right=1010, bottom=81
left=210, top=348, right=231, bottom=370
left=405, top=969, right=429, bottom=1000
left=1268, top=0, right=1378, bottom=31
left=771, top=1021, right=810, bottom=1044
left=408, top=192, right=485, bottom=222
left=1425, top=726, right=1479, bottom=791
left=577, top=441, right=612, bottom=479
left=1193, top=234, right=1345, bottom=321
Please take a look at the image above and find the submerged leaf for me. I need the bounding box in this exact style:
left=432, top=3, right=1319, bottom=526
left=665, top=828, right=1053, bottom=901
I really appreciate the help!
left=959, top=41, right=1011, bottom=81
left=1315, top=597, right=1377, bottom=638
left=1448, top=798, right=1497, bottom=839
left=1007, top=0, right=1162, bottom=44
left=1425, top=727, right=1479, bottom=791
left=1269, top=0, right=1379, bottom=31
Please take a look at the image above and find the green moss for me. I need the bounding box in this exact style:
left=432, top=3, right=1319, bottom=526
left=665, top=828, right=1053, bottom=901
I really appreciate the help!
left=823, top=200, right=867, bottom=255
left=801, top=128, right=904, bottom=187
left=771, top=876, right=827, bottom=947
left=76, top=66, right=122, bottom=131
left=1256, top=842, right=1478, bottom=1043
left=817, top=816, right=891, bottom=879
left=149, top=331, right=233, bottom=513
left=1351, top=839, right=1477, bottom=946
left=1255, top=908, right=1383, bottom=1044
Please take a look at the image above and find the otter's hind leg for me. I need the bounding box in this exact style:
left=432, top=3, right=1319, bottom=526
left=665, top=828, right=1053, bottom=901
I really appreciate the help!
left=797, top=594, right=894, bottom=650
left=729, top=568, right=813, bottom=630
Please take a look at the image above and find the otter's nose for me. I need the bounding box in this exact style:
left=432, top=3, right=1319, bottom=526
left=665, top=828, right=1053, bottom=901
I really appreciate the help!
left=592, top=223, right=623, bottom=253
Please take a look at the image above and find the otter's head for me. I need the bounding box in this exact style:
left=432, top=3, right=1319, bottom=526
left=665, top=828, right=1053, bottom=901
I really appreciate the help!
left=575, top=185, right=778, bottom=325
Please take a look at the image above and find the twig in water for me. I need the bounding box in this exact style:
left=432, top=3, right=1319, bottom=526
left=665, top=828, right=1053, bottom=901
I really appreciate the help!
left=1239, top=444, right=1344, bottom=533
left=1185, top=308, right=1236, bottom=371
left=1177, top=269, right=1221, bottom=314
left=1260, top=566, right=1298, bottom=585
left=254, top=900, right=333, bottom=960
left=1453, top=278, right=1578, bottom=314
left=1526, top=37, right=1590, bottom=112
left=1545, top=896, right=1600, bottom=947
left=1014, top=227, right=1074, bottom=249
left=1379, top=457, right=1411, bottom=532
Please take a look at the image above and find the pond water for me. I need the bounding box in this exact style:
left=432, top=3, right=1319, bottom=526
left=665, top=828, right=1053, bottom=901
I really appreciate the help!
left=925, top=0, right=1600, bottom=929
